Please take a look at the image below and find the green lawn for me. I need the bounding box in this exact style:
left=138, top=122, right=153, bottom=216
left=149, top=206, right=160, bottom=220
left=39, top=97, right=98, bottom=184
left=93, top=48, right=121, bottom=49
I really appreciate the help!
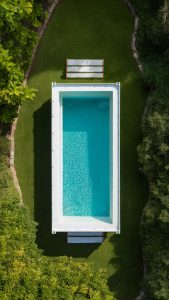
left=15, top=0, right=148, bottom=299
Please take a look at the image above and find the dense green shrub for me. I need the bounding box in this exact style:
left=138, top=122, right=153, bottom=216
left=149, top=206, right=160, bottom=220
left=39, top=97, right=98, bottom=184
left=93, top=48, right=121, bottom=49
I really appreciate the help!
left=0, top=199, right=112, bottom=299
left=0, top=0, right=45, bottom=69
left=131, top=0, right=169, bottom=299
left=0, top=45, right=36, bottom=123
left=0, top=136, right=113, bottom=299
left=0, top=0, right=47, bottom=123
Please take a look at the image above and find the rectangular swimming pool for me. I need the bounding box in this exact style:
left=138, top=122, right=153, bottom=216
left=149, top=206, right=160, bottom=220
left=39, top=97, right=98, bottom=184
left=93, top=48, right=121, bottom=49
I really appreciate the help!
left=63, top=93, right=110, bottom=217
left=52, top=84, right=120, bottom=233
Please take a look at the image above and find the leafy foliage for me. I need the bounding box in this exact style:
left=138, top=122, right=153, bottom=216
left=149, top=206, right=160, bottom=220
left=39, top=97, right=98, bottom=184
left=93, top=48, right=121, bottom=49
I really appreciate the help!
left=0, top=136, right=113, bottom=299
left=131, top=0, right=169, bottom=299
left=0, top=0, right=47, bottom=123
left=0, top=0, right=45, bottom=68
left=0, top=45, right=36, bottom=122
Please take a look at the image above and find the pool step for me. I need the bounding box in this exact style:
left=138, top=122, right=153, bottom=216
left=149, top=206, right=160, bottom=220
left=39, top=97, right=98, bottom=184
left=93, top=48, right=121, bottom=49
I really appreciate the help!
left=68, top=232, right=103, bottom=237
left=67, top=232, right=104, bottom=244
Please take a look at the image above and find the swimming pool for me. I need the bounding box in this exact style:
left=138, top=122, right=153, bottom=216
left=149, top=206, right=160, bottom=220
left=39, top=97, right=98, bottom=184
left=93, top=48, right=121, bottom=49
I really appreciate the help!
left=52, top=84, right=120, bottom=233
left=63, top=93, right=110, bottom=216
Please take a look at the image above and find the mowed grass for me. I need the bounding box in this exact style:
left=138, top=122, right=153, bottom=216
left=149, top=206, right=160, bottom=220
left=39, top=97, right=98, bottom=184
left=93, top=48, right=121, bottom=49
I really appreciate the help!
left=15, top=0, right=148, bottom=299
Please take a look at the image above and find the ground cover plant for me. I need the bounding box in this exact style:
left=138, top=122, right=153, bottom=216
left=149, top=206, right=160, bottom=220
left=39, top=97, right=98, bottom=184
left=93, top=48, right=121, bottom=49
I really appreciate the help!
left=131, top=0, right=169, bottom=299
left=15, top=1, right=148, bottom=299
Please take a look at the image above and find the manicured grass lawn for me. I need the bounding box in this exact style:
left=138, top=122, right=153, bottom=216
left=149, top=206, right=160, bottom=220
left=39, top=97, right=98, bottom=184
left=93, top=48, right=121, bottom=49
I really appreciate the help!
left=15, top=0, right=148, bottom=299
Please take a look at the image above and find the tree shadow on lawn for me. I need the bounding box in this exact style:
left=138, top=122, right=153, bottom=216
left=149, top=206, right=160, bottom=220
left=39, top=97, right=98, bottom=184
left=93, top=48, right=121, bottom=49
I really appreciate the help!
left=107, top=216, right=144, bottom=299
left=34, top=100, right=99, bottom=257
left=106, top=118, right=148, bottom=299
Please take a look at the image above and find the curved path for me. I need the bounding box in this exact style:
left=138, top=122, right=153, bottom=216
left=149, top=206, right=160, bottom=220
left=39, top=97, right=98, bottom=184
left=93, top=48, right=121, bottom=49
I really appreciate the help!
left=15, top=1, right=148, bottom=299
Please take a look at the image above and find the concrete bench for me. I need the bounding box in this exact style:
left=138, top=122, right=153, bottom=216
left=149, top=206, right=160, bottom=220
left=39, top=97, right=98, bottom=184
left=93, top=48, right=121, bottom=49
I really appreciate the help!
left=66, top=59, right=104, bottom=79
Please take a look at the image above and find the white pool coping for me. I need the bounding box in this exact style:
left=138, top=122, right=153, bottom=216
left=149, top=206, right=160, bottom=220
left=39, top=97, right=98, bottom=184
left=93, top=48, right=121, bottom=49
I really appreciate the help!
left=51, top=83, right=120, bottom=233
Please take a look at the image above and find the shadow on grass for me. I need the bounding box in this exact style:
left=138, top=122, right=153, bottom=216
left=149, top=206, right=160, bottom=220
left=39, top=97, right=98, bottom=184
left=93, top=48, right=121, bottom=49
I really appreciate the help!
left=34, top=100, right=99, bottom=257
left=106, top=176, right=147, bottom=299
left=107, top=216, right=145, bottom=299
left=107, top=110, right=148, bottom=299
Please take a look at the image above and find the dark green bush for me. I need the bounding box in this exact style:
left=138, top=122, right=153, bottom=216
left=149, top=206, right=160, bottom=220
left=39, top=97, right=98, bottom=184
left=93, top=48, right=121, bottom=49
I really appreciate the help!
left=0, top=136, right=113, bottom=299
left=132, top=0, right=169, bottom=299
left=0, top=0, right=46, bottom=124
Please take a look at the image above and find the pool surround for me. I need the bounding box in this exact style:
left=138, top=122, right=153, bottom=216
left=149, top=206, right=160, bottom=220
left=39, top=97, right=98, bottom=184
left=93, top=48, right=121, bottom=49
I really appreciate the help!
left=51, top=83, right=120, bottom=233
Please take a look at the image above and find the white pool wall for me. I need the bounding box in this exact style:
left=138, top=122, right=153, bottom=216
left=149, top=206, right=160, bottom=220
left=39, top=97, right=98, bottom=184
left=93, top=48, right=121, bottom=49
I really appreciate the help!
left=52, top=83, right=120, bottom=233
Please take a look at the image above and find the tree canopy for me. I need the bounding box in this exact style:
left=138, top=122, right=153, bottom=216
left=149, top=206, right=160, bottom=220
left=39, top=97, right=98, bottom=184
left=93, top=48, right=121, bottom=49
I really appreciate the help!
left=0, top=0, right=45, bottom=123
left=132, top=0, right=169, bottom=298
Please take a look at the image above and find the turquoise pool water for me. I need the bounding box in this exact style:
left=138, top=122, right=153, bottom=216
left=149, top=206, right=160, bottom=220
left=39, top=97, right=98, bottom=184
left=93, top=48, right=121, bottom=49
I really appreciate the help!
left=63, top=94, right=110, bottom=216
